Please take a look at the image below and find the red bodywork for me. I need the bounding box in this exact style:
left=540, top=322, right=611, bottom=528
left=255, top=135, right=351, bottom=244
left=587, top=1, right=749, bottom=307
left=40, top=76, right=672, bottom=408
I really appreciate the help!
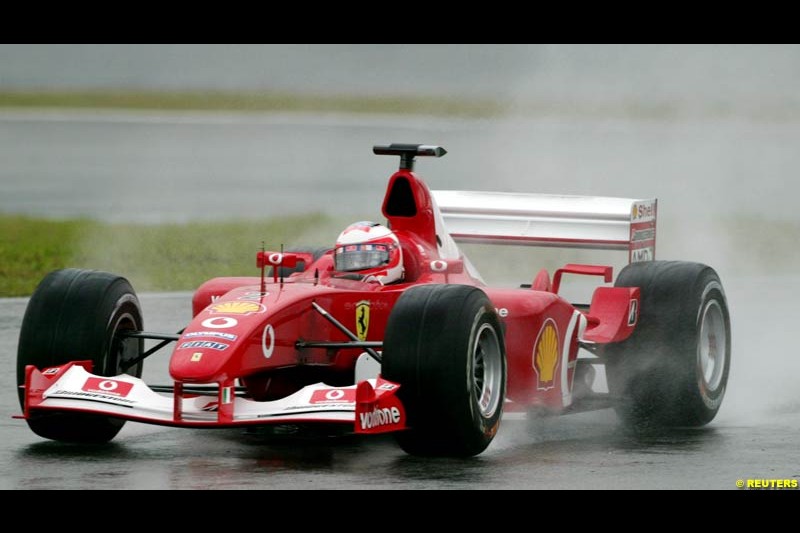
left=22, top=164, right=640, bottom=432
left=176, top=167, right=637, bottom=411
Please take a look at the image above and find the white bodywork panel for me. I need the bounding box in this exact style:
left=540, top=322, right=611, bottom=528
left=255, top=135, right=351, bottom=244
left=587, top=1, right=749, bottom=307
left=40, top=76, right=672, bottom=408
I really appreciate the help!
left=432, top=190, right=657, bottom=260
left=36, top=365, right=363, bottom=424
left=355, top=351, right=381, bottom=382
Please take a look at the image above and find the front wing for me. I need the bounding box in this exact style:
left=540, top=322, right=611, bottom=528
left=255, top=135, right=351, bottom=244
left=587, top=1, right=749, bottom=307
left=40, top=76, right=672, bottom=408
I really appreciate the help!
left=20, top=362, right=406, bottom=434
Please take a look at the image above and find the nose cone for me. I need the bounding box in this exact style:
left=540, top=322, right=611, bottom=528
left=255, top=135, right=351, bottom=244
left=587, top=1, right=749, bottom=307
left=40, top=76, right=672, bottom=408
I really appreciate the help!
left=169, top=300, right=267, bottom=382
left=169, top=330, right=237, bottom=382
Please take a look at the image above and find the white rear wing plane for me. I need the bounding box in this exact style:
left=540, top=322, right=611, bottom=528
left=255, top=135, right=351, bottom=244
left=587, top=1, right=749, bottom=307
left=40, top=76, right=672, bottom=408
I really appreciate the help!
left=432, top=190, right=657, bottom=263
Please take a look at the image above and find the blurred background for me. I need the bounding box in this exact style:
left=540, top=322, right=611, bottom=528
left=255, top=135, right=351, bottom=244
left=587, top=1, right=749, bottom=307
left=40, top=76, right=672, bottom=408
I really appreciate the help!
left=2, top=44, right=798, bottom=276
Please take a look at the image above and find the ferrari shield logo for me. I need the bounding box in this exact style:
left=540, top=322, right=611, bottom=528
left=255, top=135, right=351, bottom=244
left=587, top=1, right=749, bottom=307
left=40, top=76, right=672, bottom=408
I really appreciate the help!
left=356, top=300, right=370, bottom=341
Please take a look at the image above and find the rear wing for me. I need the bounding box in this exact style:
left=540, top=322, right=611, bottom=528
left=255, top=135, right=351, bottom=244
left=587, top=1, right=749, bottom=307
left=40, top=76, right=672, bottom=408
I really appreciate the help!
left=432, top=190, right=657, bottom=263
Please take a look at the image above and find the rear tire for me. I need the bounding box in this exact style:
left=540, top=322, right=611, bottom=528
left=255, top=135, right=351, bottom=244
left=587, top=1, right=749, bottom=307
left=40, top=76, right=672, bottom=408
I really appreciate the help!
left=603, top=261, right=731, bottom=428
left=382, top=284, right=506, bottom=457
left=17, top=269, right=144, bottom=443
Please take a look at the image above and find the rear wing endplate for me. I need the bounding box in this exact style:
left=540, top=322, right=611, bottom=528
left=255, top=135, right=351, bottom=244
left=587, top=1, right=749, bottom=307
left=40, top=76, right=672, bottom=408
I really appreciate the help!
left=432, top=190, right=657, bottom=263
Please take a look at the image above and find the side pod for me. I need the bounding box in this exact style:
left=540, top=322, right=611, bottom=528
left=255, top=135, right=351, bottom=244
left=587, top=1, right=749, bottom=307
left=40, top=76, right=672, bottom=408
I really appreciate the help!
left=582, top=287, right=641, bottom=344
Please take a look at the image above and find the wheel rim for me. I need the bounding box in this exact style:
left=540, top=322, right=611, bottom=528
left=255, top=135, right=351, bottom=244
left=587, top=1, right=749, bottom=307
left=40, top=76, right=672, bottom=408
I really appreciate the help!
left=113, top=312, right=141, bottom=374
left=697, top=298, right=726, bottom=392
left=108, top=295, right=143, bottom=377
left=473, top=323, right=503, bottom=418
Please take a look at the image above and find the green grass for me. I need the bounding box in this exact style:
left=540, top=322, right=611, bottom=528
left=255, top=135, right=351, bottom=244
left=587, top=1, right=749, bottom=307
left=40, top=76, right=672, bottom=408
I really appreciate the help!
left=0, top=90, right=507, bottom=118
left=4, top=89, right=800, bottom=122
left=0, top=216, right=92, bottom=296
left=0, top=89, right=726, bottom=121
left=0, top=213, right=339, bottom=297
left=2, top=212, right=798, bottom=297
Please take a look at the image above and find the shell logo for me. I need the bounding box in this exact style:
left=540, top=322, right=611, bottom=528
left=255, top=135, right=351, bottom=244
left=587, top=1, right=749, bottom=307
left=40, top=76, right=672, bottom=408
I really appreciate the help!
left=532, top=319, right=559, bottom=391
left=209, top=301, right=264, bottom=316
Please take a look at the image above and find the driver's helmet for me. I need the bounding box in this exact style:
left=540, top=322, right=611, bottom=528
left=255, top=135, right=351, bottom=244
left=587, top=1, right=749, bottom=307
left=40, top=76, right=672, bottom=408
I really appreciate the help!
left=333, top=221, right=403, bottom=284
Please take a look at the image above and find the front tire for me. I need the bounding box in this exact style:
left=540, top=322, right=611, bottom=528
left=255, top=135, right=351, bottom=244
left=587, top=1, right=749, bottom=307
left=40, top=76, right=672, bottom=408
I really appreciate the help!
left=603, top=261, right=731, bottom=428
left=17, top=268, right=144, bottom=443
left=382, top=284, right=506, bottom=457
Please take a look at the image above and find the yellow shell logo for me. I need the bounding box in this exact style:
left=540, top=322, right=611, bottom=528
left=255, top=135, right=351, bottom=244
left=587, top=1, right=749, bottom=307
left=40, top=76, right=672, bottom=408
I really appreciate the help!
left=533, top=319, right=559, bottom=391
left=210, top=301, right=263, bottom=315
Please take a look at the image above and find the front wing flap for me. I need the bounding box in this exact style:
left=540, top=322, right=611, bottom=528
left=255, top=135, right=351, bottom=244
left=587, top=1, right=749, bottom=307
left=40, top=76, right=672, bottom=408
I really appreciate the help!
left=21, top=362, right=406, bottom=434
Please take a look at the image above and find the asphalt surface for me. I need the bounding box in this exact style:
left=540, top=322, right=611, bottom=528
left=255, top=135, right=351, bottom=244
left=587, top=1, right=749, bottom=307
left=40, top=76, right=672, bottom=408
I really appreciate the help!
left=0, top=109, right=795, bottom=234
left=2, top=278, right=798, bottom=490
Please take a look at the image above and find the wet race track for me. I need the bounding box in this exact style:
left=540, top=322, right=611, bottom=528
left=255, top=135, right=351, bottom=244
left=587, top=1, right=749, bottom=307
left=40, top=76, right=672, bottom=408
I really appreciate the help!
left=2, top=280, right=798, bottom=490
left=1, top=109, right=800, bottom=489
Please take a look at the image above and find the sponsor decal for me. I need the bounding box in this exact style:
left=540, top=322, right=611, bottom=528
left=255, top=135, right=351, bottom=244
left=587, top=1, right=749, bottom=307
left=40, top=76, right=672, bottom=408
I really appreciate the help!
left=209, top=301, right=265, bottom=315
left=43, top=367, right=61, bottom=376
left=237, top=291, right=267, bottom=301
left=344, top=300, right=389, bottom=311
left=532, top=319, right=560, bottom=391
left=632, top=228, right=656, bottom=242
left=179, top=341, right=229, bottom=351
left=627, top=299, right=638, bottom=326
left=377, top=383, right=397, bottom=391
left=495, top=307, right=509, bottom=318
left=630, top=201, right=655, bottom=263
left=49, top=389, right=136, bottom=405
left=262, top=324, right=275, bottom=359
left=355, top=380, right=405, bottom=433
left=82, top=377, right=134, bottom=398
left=267, top=253, right=284, bottom=265
left=279, top=405, right=345, bottom=412
left=356, top=300, right=370, bottom=341
left=201, top=316, right=239, bottom=329
left=201, top=317, right=238, bottom=329
left=630, top=247, right=654, bottom=263
left=358, top=406, right=402, bottom=430
left=221, top=387, right=233, bottom=404
left=191, top=352, right=203, bottom=362
left=310, top=388, right=357, bottom=404
left=631, top=201, right=656, bottom=222
left=210, top=295, right=222, bottom=303
left=183, top=331, right=238, bottom=341
left=430, top=260, right=448, bottom=272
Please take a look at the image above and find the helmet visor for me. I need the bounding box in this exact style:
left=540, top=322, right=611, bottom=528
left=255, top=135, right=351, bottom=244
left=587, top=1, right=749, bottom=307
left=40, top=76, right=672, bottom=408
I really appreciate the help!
left=334, top=244, right=391, bottom=271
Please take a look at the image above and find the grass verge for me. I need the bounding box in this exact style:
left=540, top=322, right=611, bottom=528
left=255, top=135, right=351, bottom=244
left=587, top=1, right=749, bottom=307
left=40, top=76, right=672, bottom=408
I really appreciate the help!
left=3, top=89, right=800, bottom=122
left=0, top=90, right=506, bottom=118
left=0, top=213, right=339, bottom=297
left=2, top=212, right=798, bottom=297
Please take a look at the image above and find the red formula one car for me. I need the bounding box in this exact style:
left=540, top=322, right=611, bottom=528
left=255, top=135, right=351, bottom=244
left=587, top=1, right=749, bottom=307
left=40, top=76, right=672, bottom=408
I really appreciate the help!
left=16, top=144, right=731, bottom=456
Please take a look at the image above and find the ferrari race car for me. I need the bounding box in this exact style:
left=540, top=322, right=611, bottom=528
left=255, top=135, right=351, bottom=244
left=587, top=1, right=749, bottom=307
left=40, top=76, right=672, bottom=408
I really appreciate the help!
left=16, top=144, right=731, bottom=457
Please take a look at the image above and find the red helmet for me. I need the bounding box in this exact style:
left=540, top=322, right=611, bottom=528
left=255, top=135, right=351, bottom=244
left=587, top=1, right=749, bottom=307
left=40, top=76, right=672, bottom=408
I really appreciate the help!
left=333, top=221, right=404, bottom=284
